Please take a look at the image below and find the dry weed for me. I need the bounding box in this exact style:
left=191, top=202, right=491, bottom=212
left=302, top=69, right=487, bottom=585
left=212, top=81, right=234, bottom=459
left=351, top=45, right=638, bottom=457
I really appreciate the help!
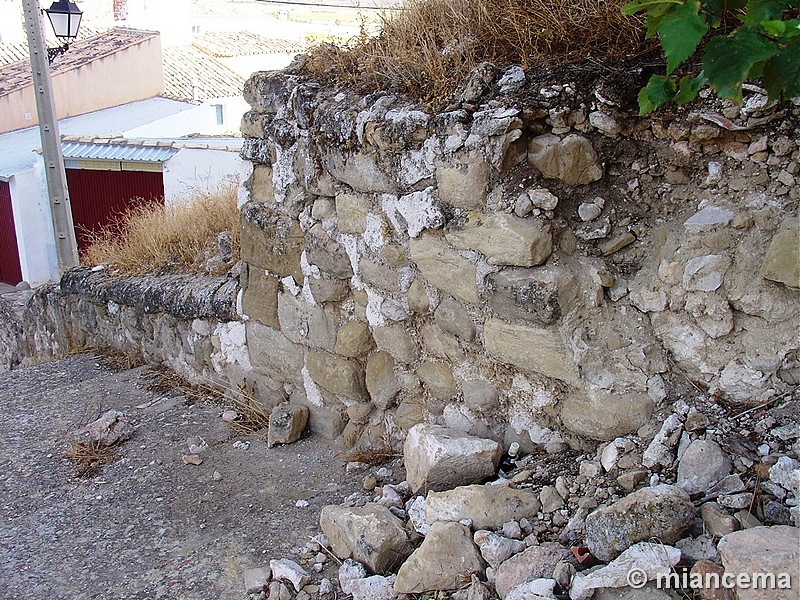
left=302, top=0, right=654, bottom=103
left=61, top=442, right=120, bottom=478
left=82, top=184, right=240, bottom=275
left=346, top=446, right=397, bottom=466
left=224, top=380, right=272, bottom=437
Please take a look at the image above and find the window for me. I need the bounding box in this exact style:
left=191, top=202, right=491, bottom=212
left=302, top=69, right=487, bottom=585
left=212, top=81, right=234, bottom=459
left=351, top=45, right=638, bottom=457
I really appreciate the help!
left=214, top=104, right=224, bottom=126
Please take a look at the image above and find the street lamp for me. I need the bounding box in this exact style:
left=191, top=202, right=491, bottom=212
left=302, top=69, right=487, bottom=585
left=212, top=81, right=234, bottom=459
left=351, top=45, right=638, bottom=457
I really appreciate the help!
left=44, top=0, right=83, bottom=63
left=22, top=0, right=82, bottom=274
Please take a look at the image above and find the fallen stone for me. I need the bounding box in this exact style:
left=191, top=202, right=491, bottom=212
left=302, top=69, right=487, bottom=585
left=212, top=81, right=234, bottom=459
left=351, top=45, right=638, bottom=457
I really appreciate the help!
left=734, top=510, right=762, bottom=529
left=243, top=566, right=271, bottom=594
left=494, top=544, right=570, bottom=598
left=540, top=486, right=564, bottom=513
left=569, top=543, right=681, bottom=600
left=769, top=456, right=800, bottom=493
left=677, top=439, right=732, bottom=495
left=269, top=559, right=309, bottom=592
left=477, top=531, right=527, bottom=570
left=267, top=403, right=309, bottom=447
left=642, top=414, right=683, bottom=468
left=182, top=454, right=203, bottom=465
left=505, top=578, right=556, bottom=600
left=338, top=559, right=367, bottom=595
left=718, top=526, right=800, bottom=600
left=319, top=504, right=413, bottom=574
left=584, top=484, right=696, bottom=561
left=85, top=409, right=130, bottom=447
left=394, top=522, right=485, bottom=594
left=425, top=484, right=542, bottom=530
left=701, top=502, right=739, bottom=537
left=349, top=574, right=398, bottom=600
left=404, top=424, right=503, bottom=493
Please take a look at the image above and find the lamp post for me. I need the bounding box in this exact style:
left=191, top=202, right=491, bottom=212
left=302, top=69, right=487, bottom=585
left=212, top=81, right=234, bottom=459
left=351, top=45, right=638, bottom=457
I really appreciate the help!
left=22, top=0, right=83, bottom=274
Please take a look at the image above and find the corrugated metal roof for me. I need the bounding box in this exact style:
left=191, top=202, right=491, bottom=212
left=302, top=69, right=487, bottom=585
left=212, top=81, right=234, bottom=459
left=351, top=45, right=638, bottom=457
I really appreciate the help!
left=60, top=140, right=178, bottom=163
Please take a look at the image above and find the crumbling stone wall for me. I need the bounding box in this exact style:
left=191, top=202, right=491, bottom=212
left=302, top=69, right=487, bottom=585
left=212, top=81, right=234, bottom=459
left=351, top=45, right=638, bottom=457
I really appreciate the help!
left=238, top=67, right=799, bottom=452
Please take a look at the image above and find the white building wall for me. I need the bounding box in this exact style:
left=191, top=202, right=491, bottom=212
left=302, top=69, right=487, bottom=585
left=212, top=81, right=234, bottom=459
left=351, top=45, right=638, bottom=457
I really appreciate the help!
left=9, top=160, right=59, bottom=286
left=124, top=98, right=249, bottom=139
left=163, top=148, right=243, bottom=205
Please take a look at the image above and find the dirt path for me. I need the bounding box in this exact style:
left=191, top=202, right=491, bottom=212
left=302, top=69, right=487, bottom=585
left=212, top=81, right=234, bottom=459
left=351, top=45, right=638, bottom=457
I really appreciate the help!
left=0, top=353, right=364, bottom=599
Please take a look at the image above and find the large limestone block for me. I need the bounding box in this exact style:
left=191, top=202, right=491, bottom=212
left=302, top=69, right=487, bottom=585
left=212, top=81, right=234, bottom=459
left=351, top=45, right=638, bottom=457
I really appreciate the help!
left=277, top=291, right=337, bottom=351
left=240, top=203, right=304, bottom=283
left=436, top=151, right=490, bottom=210
left=718, top=526, right=800, bottom=600
left=394, top=522, right=485, bottom=594
left=365, top=351, right=401, bottom=409
left=305, top=224, right=354, bottom=279
left=241, top=265, right=280, bottom=328
left=247, top=321, right=304, bottom=385
left=488, top=267, right=578, bottom=325
left=762, top=217, right=800, bottom=288
left=410, top=234, right=480, bottom=304
left=559, top=391, right=655, bottom=441
left=404, top=424, right=502, bottom=493
left=527, top=133, right=603, bottom=186
left=307, top=351, right=368, bottom=401
left=445, top=212, right=552, bottom=267
left=494, top=544, right=571, bottom=599
left=425, top=484, right=542, bottom=530
left=242, top=71, right=299, bottom=112
left=326, top=150, right=397, bottom=193
left=319, top=504, right=413, bottom=574
left=484, top=318, right=578, bottom=384
left=584, top=484, right=696, bottom=561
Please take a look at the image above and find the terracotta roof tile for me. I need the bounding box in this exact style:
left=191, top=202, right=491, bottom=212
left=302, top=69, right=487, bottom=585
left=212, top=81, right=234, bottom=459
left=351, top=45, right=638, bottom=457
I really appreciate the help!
left=161, top=45, right=245, bottom=101
left=192, top=30, right=304, bottom=58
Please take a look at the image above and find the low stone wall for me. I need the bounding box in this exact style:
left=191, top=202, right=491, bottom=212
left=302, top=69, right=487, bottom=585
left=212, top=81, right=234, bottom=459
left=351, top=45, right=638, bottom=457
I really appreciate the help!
left=0, top=267, right=266, bottom=400
left=237, top=66, right=799, bottom=451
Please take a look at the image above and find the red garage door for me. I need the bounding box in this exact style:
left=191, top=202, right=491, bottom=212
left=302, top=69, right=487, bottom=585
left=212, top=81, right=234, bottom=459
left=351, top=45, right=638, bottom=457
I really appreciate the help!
left=0, top=180, right=23, bottom=286
left=66, top=168, right=165, bottom=252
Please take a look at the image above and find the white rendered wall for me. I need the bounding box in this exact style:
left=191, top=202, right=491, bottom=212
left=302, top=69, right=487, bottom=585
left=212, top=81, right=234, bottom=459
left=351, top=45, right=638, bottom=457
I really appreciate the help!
left=163, top=148, right=243, bottom=205
left=9, top=160, right=59, bottom=286
left=124, top=98, right=249, bottom=139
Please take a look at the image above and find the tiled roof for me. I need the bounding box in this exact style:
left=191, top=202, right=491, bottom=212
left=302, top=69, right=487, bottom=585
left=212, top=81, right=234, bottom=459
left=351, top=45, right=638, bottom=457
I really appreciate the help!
left=192, top=30, right=305, bottom=58
left=0, top=28, right=159, bottom=97
left=0, top=26, right=112, bottom=68
left=162, top=45, right=245, bottom=101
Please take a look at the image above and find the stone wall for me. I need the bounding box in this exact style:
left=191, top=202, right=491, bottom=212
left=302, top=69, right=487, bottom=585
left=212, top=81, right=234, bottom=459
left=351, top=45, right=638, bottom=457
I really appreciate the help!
left=0, top=267, right=263, bottom=399
left=237, top=66, right=799, bottom=452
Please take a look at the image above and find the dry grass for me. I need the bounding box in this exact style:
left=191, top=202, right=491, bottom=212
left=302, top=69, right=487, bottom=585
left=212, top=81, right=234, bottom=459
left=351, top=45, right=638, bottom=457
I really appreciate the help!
left=82, top=184, right=240, bottom=275
left=302, top=0, right=654, bottom=104
left=61, top=442, right=120, bottom=478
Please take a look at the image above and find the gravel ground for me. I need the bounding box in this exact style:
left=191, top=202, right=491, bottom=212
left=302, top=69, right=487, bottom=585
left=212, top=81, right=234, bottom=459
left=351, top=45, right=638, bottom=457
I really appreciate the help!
left=0, top=353, right=364, bottom=599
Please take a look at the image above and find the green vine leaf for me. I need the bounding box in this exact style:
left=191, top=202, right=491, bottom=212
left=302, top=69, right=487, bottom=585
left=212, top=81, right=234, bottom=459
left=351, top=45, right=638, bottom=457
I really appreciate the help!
left=675, top=73, right=708, bottom=104
left=638, top=75, right=678, bottom=113
left=659, top=0, right=710, bottom=73
left=761, top=38, right=800, bottom=98
left=703, top=27, right=781, bottom=101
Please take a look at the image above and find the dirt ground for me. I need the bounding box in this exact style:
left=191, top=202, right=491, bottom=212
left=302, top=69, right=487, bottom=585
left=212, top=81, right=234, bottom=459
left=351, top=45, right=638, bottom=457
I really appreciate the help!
left=0, top=353, right=368, bottom=599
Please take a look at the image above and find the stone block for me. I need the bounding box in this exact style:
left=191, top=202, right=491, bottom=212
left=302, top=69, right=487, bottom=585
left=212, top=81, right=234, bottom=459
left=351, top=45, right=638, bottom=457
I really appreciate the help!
left=267, top=403, right=309, bottom=447
left=309, top=275, right=349, bottom=304
left=307, top=351, right=368, bottom=401
left=247, top=321, right=304, bottom=385
left=305, top=224, right=354, bottom=279
left=487, top=267, right=578, bottom=325
left=527, top=133, right=603, bottom=186
left=336, top=192, right=371, bottom=234
left=243, top=566, right=271, bottom=594
left=394, top=522, right=485, bottom=594
left=407, top=278, right=430, bottom=313
left=435, top=150, right=489, bottom=210
left=359, top=257, right=398, bottom=293
left=445, top=212, right=552, bottom=267
left=425, top=484, right=542, bottom=530
left=277, top=291, right=337, bottom=351
left=410, top=234, right=480, bottom=304
left=404, top=424, right=502, bottom=493
left=240, top=203, right=304, bottom=283
left=335, top=320, right=374, bottom=358
left=494, top=544, right=571, bottom=598
left=559, top=391, right=655, bottom=441
left=247, top=163, right=275, bottom=204
left=434, top=297, right=476, bottom=341
left=484, top=318, right=578, bottom=383
left=762, top=217, right=800, bottom=288
left=326, top=150, right=397, bottom=193
left=417, top=361, right=457, bottom=400
left=240, top=110, right=273, bottom=139
left=242, top=265, right=280, bottom=328
left=366, top=351, right=401, bottom=410
left=320, top=504, right=413, bottom=574
left=243, top=71, right=299, bottom=113
left=462, top=379, right=500, bottom=413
